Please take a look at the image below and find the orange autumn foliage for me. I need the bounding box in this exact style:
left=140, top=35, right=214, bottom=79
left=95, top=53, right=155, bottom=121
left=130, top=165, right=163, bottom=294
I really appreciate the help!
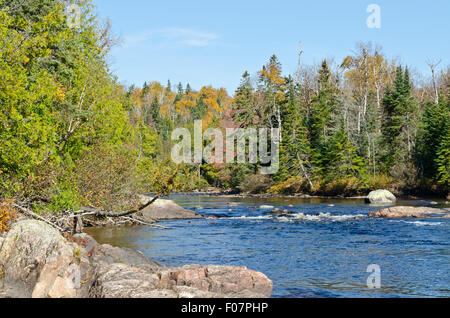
left=0, top=200, right=18, bottom=234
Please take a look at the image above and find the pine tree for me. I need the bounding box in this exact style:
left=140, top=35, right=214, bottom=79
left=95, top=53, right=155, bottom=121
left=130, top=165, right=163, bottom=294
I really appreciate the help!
left=277, top=78, right=312, bottom=185
left=381, top=66, right=418, bottom=172
left=416, top=96, right=449, bottom=179
left=150, top=96, right=160, bottom=125
left=177, top=82, right=184, bottom=95
left=233, top=71, right=256, bottom=127
left=436, top=131, right=450, bottom=187
left=307, top=60, right=342, bottom=177
left=323, top=127, right=365, bottom=180
left=308, top=60, right=337, bottom=149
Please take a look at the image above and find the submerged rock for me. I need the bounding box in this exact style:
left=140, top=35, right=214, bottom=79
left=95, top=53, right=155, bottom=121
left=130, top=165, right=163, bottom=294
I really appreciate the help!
left=135, top=197, right=202, bottom=223
left=369, top=206, right=450, bottom=218
left=269, top=208, right=293, bottom=215
left=365, top=189, right=396, bottom=204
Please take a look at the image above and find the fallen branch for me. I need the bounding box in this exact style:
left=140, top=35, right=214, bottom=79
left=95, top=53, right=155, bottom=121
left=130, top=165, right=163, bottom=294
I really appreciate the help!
left=12, top=204, right=65, bottom=232
left=14, top=196, right=165, bottom=233
left=73, top=196, right=159, bottom=218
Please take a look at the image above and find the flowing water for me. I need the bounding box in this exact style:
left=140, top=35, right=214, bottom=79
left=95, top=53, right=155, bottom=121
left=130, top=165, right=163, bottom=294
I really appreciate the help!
left=86, top=195, right=450, bottom=298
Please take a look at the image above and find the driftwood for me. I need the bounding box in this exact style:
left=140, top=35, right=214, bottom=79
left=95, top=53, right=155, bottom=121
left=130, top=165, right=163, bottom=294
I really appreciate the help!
left=13, top=196, right=167, bottom=233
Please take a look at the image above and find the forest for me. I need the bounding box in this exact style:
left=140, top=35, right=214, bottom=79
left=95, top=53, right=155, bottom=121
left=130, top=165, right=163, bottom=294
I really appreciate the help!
left=0, top=0, right=449, bottom=226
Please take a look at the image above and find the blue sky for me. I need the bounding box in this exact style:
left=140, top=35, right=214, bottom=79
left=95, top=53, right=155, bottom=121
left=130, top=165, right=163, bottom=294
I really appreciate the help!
left=93, top=0, right=450, bottom=94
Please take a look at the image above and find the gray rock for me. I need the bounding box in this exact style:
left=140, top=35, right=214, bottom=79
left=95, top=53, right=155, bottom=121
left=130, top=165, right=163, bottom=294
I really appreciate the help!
left=92, top=263, right=273, bottom=298
left=0, top=220, right=93, bottom=298
left=365, top=189, right=396, bottom=204
left=369, top=206, right=450, bottom=218
left=135, top=198, right=202, bottom=222
left=91, top=244, right=162, bottom=269
left=89, top=263, right=163, bottom=298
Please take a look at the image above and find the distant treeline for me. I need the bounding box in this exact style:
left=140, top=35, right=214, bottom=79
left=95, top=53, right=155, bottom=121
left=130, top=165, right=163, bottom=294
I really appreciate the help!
left=0, top=0, right=448, bottom=219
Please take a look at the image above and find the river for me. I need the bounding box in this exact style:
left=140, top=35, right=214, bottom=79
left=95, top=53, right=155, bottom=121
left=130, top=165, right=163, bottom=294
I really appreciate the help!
left=86, top=195, right=450, bottom=298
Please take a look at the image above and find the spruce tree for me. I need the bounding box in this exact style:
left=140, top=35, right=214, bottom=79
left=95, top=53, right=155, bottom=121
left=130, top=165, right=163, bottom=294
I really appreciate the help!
left=381, top=66, right=418, bottom=172
left=416, top=96, right=449, bottom=179
left=307, top=60, right=340, bottom=177
left=277, top=78, right=312, bottom=185
left=233, top=71, right=256, bottom=127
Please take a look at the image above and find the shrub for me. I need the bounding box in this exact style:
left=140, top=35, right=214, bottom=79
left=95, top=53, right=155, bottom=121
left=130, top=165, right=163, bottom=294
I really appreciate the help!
left=269, top=177, right=310, bottom=194
left=239, top=174, right=272, bottom=194
left=319, top=177, right=365, bottom=196
left=74, top=145, right=141, bottom=211
left=0, top=200, right=17, bottom=234
left=367, top=174, right=395, bottom=191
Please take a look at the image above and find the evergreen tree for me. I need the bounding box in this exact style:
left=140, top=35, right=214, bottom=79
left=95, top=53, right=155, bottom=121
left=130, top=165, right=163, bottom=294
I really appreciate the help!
left=233, top=71, right=256, bottom=127
left=307, top=60, right=341, bottom=177
left=381, top=66, right=418, bottom=172
left=277, top=78, right=312, bottom=185
left=150, top=96, right=160, bottom=125
left=416, top=96, right=449, bottom=179
left=322, top=127, right=365, bottom=180
left=308, top=60, right=337, bottom=149
left=177, top=82, right=184, bottom=95
left=436, top=131, right=450, bottom=187
left=185, top=83, right=192, bottom=94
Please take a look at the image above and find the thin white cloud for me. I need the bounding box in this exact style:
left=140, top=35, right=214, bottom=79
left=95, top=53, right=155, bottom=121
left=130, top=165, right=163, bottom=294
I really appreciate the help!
left=161, top=27, right=220, bottom=47
left=123, top=28, right=220, bottom=48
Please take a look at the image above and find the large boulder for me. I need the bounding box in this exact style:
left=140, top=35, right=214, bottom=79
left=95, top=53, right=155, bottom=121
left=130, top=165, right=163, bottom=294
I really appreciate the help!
left=369, top=206, right=450, bottom=218
left=135, top=197, right=202, bottom=222
left=91, top=264, right=273, bottom=298
left=0, top=220, right=93, bottom=298
left=365, top=189, right=396, bottom=204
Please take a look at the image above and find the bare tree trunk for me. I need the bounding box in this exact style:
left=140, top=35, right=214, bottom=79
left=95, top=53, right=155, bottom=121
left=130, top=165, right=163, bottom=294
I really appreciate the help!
left=427, top=59, right=442, bottom=104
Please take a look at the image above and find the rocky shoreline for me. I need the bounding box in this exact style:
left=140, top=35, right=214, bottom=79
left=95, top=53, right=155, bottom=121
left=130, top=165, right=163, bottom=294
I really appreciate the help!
left=0, top=198, right=275, bottom=298
left=0, top=219, right=273, bottom=298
